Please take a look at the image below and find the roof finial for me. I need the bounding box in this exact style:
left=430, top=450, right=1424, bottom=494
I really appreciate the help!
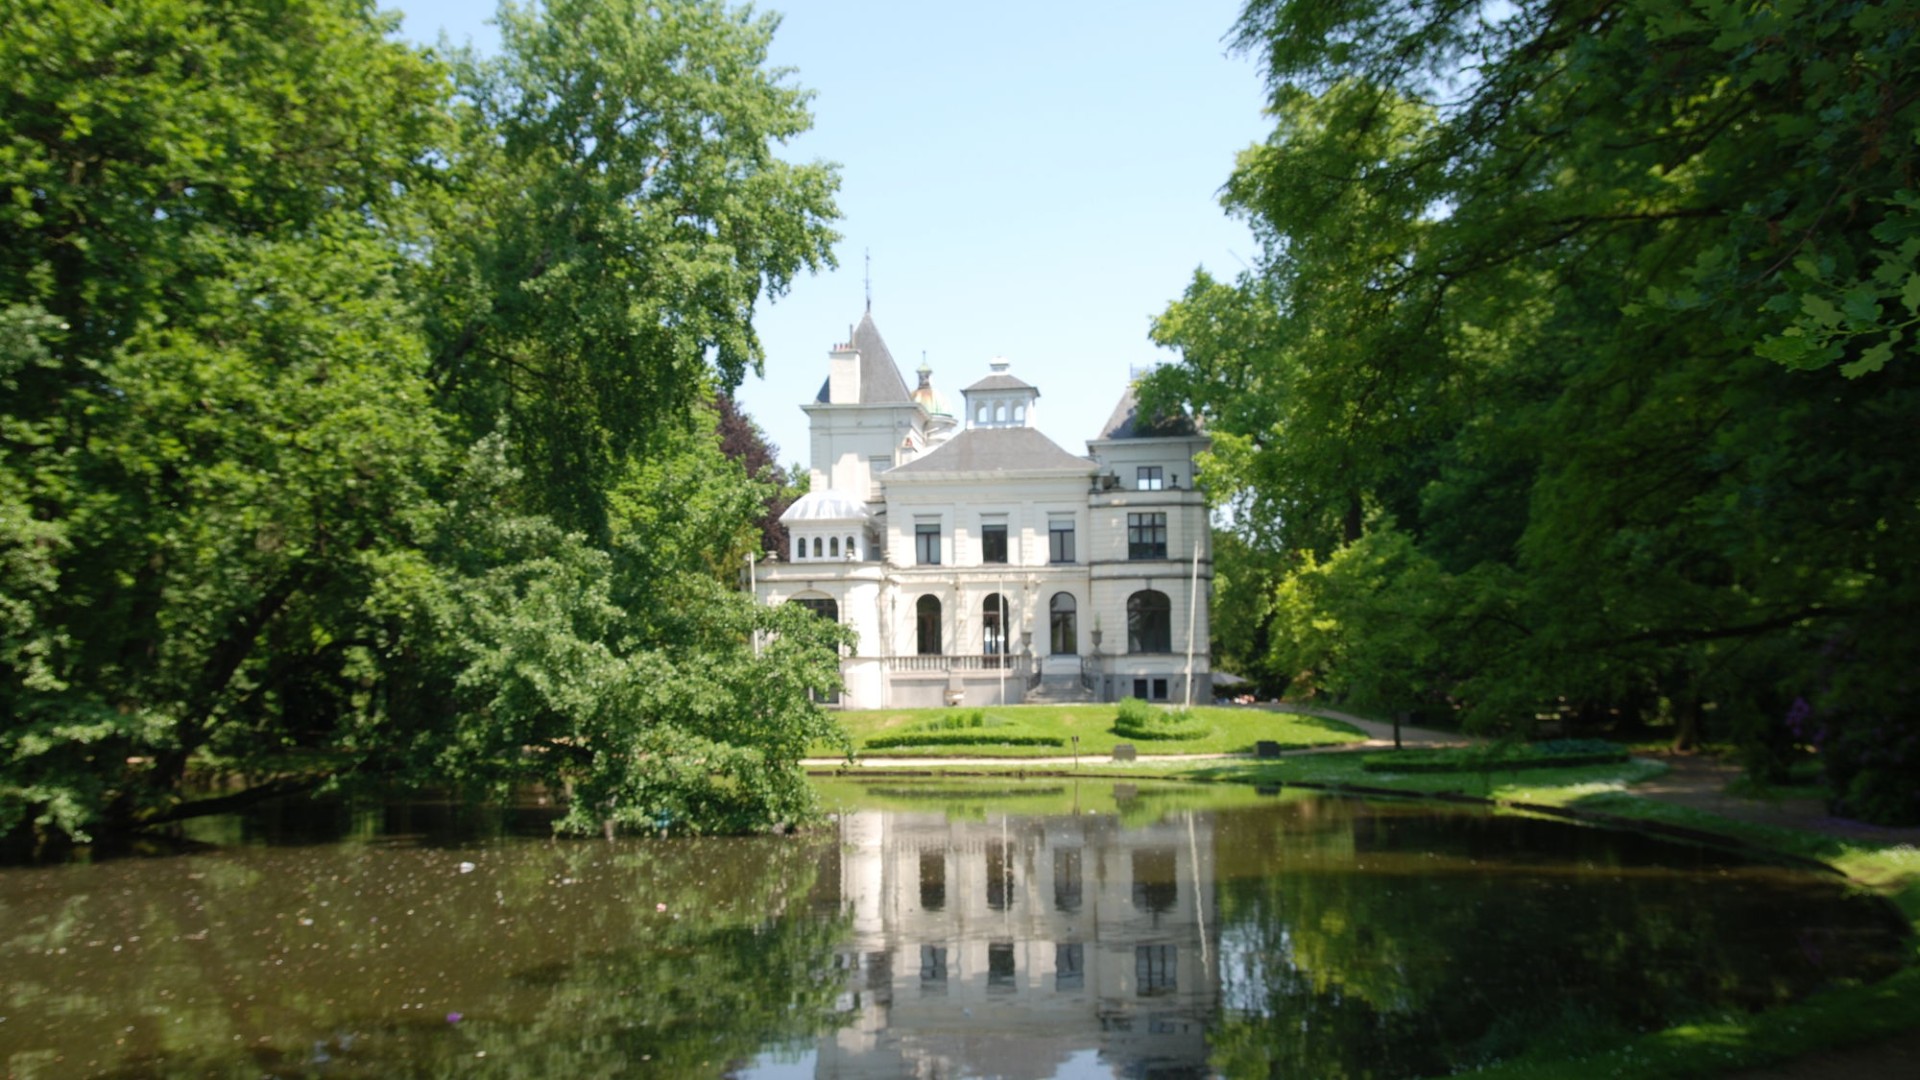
left=864, top=248, right=872, bottom=313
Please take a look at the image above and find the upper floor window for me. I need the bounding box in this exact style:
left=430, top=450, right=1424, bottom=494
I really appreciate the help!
left=1049, top=519, right=1076, bottom=564
left=981, top=522, right=1008, bottom=564
left=1128, top=512, right=1167, bottom=560
left=1136, top=466, right=1164, bottom=491
left=915, top=521, right=942, bottom=565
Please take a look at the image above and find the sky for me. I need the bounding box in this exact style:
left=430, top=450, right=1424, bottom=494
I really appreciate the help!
left=394, top=1, right=1272, bottom=469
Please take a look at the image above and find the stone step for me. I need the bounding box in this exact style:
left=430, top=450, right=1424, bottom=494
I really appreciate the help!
left=1026, top=674, right=1097, bottom=704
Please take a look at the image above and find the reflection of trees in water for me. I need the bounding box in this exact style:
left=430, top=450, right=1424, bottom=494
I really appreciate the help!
left=0, top=831, right=851, bottom=1078
left=1207, top=800, right=1912, bottom=1076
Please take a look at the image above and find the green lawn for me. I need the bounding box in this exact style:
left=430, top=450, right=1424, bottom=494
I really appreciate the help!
left=812, top=703, right=1367, bottom=758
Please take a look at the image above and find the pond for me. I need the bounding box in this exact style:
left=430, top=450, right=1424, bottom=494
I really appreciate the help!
left=0, top=780, right=1908, bottom=1078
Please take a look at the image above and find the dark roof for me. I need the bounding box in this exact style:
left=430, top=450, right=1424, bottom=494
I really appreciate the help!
left=888, top=427, right=1094, bottom=476
left=815, top=312, right=912, bottom=404
left=1096, top=384, right=1200, bottom=440
left=963, top=372, right=1036, bottom=393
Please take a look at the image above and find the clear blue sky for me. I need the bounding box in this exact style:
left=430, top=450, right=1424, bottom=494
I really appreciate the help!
left=394, top=1, right=1270, bottom=469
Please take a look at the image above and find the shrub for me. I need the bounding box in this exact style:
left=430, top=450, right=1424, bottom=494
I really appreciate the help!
left=1112, top=698, right=1209, bottom=741
left=863, top=732, right=1065, bottom=750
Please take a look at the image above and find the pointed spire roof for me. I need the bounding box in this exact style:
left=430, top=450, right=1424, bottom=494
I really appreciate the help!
left=814, top=311, right=913, bottom=404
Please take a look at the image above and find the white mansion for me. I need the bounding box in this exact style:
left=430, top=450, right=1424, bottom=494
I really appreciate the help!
left=755, top=312, right=1212, bottom=709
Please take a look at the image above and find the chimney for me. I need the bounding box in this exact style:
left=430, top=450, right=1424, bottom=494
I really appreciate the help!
left=828, top=328, right=861, bottom=403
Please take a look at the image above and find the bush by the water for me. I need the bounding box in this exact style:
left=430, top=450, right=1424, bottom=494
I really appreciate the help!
left=862, top=710, right=1065, bottom=750
left=1112, top=698, right=1210, bottom=741
left=1362, top=739, right=1630, bottom=773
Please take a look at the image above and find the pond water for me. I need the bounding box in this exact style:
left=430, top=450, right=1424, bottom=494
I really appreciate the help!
left=0, top=780, right=1908, bottom=1078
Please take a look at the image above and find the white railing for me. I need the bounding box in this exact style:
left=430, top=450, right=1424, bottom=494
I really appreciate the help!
left=886, top=654, right=1023, bottom=673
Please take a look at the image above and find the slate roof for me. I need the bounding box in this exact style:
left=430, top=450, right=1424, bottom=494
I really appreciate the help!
left=888, top=427, right=1094, bottom=476
left=1095, top=384, right=1201, bottom=440
left=779, top=489, right=874, bottom=524
left=814, top=311, right=913, bottom=404
left=963, top=371, right=1036, bottom=393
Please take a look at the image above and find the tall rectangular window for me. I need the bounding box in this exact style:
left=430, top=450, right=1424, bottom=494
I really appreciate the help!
left=915, top=521, right=941, bottom=565
left=1056, top=942, right=1085, bottom=991
left=1049, top=519, right=1076, bottom=564
left=1128, top=512, right=1167, bottom=560
left=1136, top=945, right=1177, bottom=997
left=981, top=522, right=1008, bottom=564
left=1136, top=465, right=1164, bottom=491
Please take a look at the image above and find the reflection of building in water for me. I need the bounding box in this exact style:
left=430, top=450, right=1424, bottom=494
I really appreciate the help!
left=818, top=794, right=1217, bottom=1079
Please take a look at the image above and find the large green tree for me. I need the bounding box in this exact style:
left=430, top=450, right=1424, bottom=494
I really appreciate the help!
left=1151, top=0, right=1920, bottom=818
left=422, top=0, right=837, bottom=540
left=1, top=0, right=845, bottom=850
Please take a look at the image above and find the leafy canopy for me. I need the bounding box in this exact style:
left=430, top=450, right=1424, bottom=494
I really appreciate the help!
left=1, top=0, right=844, bottom=849
left=1151, top=0, right=1920, bottom=817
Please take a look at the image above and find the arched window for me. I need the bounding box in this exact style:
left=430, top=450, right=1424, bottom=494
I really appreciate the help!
left=793, top=535, right=804, bottom=561
left=1049, top=592, right=1078, bottom=655
left=829, top=536, right=839, bottom=558
left=813, top=536, right=823, bottom=558
left=976, top=403, right=987, bottom=423
left=845, top=535, right=857, bottom=559
left=1013, top=403, right=1026, bottom=423
left=982, top=593, right=1008, bottom=658
left=994, top=402, right=1007, bottom=423
left=793, top=596, right=838, bottom=622
left=1127, top=590, right=1171, bottom=654
left=916, top=595, right=942, bottom=655
left=792, top=596, right=842, bottom=703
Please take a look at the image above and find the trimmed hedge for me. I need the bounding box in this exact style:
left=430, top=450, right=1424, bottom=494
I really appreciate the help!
left=1362, top=741, right=1630, bottom=774
left=863, top=731, right=1067, bottom=750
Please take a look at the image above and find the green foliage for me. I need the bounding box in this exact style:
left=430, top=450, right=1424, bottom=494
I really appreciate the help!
left=422, top=0, right=838, bottom=540
left=0, top=1, right=844, bottom=847
left=1112, top=698, right=1210, bottom=741
left=859, top=710, right=1064, bottom=749
left=1363, top=741, right=1630, bottom=774
left=828, top=703, right=1364, bottom=758
left=863, top=731, right=1066, bottom=750
left=1151, top=0, right=1920, bottom=802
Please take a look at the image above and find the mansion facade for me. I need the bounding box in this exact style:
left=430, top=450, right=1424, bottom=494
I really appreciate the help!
left=755, top=312, right=1211, bottom=709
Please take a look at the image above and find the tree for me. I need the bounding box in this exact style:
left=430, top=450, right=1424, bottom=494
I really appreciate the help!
left=713, top=392, right=802, bottom=558
left=0, top=0, right=453, bottom=847
left=1150, top=1, right=1920, bottom=818
left=2, top=0, right=847, bottom=849
left=421, top=0, right=838, bottom=542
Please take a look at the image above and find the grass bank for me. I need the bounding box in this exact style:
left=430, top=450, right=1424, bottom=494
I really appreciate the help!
left=812, top=702, right=1366, bottom=758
